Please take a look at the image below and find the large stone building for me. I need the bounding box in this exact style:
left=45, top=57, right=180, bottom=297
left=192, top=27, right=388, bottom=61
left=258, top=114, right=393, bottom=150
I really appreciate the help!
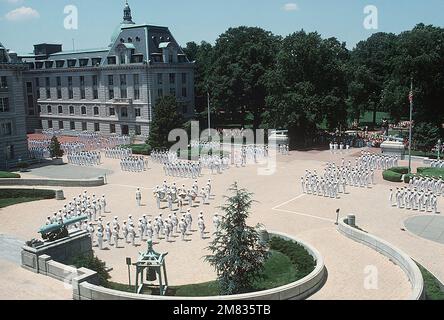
left=20, top=2, right=195, bottom=139
left=0, top=42, right=29, bottom=170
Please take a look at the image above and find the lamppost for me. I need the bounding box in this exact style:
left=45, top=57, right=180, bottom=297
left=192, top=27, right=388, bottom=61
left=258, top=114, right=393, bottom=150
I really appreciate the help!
left=207, top=91, right=211, bottom=139
left=408, top=77, right=414, bottom=174
left=438, top=139, right=442, bottom=160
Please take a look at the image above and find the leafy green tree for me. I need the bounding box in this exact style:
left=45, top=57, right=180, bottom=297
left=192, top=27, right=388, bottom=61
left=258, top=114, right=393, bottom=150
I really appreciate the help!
left=264, top=31, right=349, bottom=148
left=207, top=27, right=280, bottom=129
left=70, top=254, right=111, bottom=287
left=413, top=122, right=441, bottom=152
left=147, top=96, right=185, bottom=150
left=205, top=183, right=268, bottom=295
left=49, top=136, right=64, bottom=158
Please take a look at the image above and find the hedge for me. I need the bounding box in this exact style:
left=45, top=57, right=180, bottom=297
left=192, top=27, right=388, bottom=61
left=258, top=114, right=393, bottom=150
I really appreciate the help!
left=0, top=189, right=55, bottom=199
left=383, top=167, right=410, bottom=183
left=417, top=167, right=444, bottom=179
left=0, top=171, right=20, bottom=179
left=125, top=144, right=152, bottom=156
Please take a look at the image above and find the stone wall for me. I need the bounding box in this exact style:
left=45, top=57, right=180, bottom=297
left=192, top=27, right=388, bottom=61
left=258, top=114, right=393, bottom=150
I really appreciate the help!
left=22, top=230, right=93, bottom=272
left=337, top=217, right=425, bottom=300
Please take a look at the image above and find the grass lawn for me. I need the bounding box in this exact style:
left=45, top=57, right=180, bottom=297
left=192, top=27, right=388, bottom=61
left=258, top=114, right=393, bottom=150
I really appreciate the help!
left=416, top=263, right=444, bottom=300
left=0, top=171, right=20, bottom=179
left=410, top=150, right=440, bottom=159
left=0, top=189, right=55, bottom=209
left=0, top=197, right=49, bottom=209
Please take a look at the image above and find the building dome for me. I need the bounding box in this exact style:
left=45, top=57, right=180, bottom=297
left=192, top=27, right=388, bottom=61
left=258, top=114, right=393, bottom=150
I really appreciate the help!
left=109, top=1, right=135, bottom=46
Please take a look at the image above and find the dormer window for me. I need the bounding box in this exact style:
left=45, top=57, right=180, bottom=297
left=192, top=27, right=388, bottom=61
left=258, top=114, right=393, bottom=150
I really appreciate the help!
left=128, top=38, right=133, bottom=43
left=67, top=59, right=77, bottom=68
left=92, top=58, right=102, bottom=66
left=56, top=60, right=65, bottom=68
left=45, top=61, right=54, bottom=69
left=35, top=62, right=43, bottom=69
left=136, top=37, right=141, bottom=42
left=107, top=56, right=116, bottom=65
left=120, top=38, right=125, bottom=43
left=79, top=58, right=89, bottom=67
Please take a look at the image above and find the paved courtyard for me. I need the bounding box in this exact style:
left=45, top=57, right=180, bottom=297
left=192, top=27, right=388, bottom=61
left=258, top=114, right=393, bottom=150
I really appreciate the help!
left=0, top=146, right=443, bottom=300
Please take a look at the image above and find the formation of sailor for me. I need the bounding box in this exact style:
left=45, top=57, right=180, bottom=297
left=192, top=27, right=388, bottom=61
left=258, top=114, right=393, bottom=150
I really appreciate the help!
left=164, top=161, right=202, bottom=178
left=430, top=160, right=444, bottom=169
left=104, top=147, right=133, bottom=159
left=329, top=142, right=350, bottom=153
left=67, top=151, right=101, bottom=166
left=151, top=150, right=178, bottom=164
left=153, top=180, right=212, bottom=211
left=411, top=175, right=444, bottom=194
left=278, top=144, right=290, bottom=155
left=42, top=191, right=109, bottom=236
left=389, top=187, right=439, bottom=213
left=120, top=156, right=148, bottom=172
left=199, top=155, right=230, bottom=174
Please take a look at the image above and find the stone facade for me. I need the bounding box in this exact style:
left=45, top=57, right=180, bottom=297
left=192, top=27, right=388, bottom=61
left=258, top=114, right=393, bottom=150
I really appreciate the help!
left=20, top=2, right=195, bottom=140
left=0, top=43, right=29, bottom=170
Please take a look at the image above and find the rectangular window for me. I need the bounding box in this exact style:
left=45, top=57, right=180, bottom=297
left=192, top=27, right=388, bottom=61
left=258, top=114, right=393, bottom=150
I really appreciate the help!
left=109, top=89, right=114, bottom=100
left=94, top=107, right=99, bottom=116
left=169, top=73, right=176, bottom=85
left=46, top=89, right=51, bottom=99
left=56, top=77, right=61, bottom=86
left=108, top=75, right=114, bottom=86
left=26, top=82, right=33, bottom=94
left=182, top=73, right=187, bottom=84
left=121, top=107, right=128, bottom=118
left=35, top=78, right=40, bottom=99
left=120, top=74, right=127, bottom=86
left=68, top=76, right=73, bottom=99
left=158, top=88, right=163, bottom=98
left=48, top=120, right=53, bottom=128
left=182, top=87, right=187, bottom=97
left=1, top=122, right=12, bottom=136
left=94, top=123, right=100, bottom=132
left=170, top=87, right=176, bottom=96
left=110, top=123, right=116, bottom=133
left=0, top=76, right=8, bottom=88
left=80, top=76, right=85, bottom=86
left=0, top=97, right=10, bottom=112
left=58, top=105, right=63, bottom=114
left=47, top=105, right=52, bottom=114
left=57, top=89, right=62, bottom=99
left=56, top=77, right=62, bottom=99
left=93, top=89, right=98, bottom=99
left=69, top=106, right=74, bottom=115
left=135, top=125, right=141, bottom=136
left=133, top=74, right=140, bottom=100
left=182, top=104, right=188, bottom=114
left=5, top=145, right=14, bottom=160
left=45, top=77, right=50, bottom=87
left=135, top=108, right=141, bottom=117
left=109, top=107, right=115, bottom=116
left=59, top=121, right=64, bottom=129
left=81, top=89, right=86, bottom=99
left=157, top=73, right=163, bottom=85
left=70, top=121, right=75, bottom=130
left=120, top=88, right=127, bottom=99
left=68, top=76, right=73, bottom=86
left=45, top=77, right=51, bottom=99
left=82, top=122, right=87, bottom=131
left=92, top=75, right=98, bottom=86
left=107, top=56, right=116, bottom=65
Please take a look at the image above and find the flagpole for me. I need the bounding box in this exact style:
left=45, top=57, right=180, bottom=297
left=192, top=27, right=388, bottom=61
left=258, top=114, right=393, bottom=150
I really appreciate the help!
left=408, top=77, right=413, bottom=174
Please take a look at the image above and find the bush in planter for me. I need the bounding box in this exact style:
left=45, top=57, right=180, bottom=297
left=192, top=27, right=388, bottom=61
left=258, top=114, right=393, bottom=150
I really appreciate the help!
left=383, top=167, right=409, bottom=183
left=49, top=136, right=64, bottom=158
left=17, top=162, right=29, bottom=172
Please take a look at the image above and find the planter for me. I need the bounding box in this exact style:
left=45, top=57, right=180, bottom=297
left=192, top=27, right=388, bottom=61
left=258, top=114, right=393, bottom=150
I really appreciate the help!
left=52, top=158, right=64, bottom=166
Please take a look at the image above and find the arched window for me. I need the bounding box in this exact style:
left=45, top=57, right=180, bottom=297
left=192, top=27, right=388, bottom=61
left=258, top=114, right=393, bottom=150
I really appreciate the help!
left=47, top=105, right=52, bottom=114
left=81, top=106, right=86, bottom=115
left=94, top=106, right=99, bottom=116
left=69, top=105, right=74, bottom=115
left=58, top=105, right=63, bottom=114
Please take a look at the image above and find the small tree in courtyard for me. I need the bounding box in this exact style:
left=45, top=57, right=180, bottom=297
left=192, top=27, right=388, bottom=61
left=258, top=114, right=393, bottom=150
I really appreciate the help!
left=205, top=183, right=268, bottom=295
left=49, top=136, right=64, bottom=158
left=147, top=95, right=185, bottom=150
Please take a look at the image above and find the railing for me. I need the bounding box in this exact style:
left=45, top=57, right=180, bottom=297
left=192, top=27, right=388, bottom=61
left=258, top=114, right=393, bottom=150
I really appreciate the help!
left=113, top=98, right=133, bottom=105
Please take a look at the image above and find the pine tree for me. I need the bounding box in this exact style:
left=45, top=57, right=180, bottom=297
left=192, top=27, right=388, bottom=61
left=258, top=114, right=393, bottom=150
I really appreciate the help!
left=49, top=136, right=64, bottom=158
left=147, top=95, right=185, bottom=150
left=205, top=183, right=268, bottom=295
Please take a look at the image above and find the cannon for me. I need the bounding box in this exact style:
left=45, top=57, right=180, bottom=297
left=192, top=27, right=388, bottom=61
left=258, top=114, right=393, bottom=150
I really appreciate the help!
left=38, top=215, right=88, bottom=242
